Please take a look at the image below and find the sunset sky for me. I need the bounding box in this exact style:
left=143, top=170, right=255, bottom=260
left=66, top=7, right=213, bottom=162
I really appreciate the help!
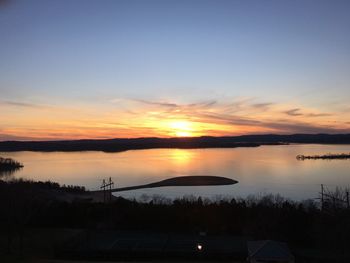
left=1, top=0, right=350, bottom=140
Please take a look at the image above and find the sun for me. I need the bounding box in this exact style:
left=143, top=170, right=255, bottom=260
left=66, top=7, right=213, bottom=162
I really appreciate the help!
left=169, top=120, right=194, bottom=137
left=170, top=121, right=191, bottom=130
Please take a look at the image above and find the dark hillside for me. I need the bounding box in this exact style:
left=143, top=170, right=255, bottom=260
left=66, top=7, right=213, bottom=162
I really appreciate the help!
left=0, top=134, right=349, bottom=152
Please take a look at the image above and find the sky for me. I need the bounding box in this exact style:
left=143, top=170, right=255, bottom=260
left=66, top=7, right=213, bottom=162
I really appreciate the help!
left=1, top=0, right=350, bottom=140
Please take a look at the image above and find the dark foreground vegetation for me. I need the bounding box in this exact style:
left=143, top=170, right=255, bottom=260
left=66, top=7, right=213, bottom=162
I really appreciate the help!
left=1, top=179, right=350, bottom=262
left=1, top=133, right=350, bottom=152
left=297, top=153, right=350, bottom=160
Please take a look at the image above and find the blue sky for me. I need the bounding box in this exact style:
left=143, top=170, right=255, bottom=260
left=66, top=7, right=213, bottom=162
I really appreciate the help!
left=1, top=0, right=350, bottom=140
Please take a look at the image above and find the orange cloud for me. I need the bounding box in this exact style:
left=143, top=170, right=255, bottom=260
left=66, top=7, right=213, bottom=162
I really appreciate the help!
left=1, top=98, right=349, bottom=141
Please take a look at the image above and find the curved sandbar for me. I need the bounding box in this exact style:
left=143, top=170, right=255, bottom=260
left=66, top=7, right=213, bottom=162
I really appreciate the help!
left=107, top=175, right=238, bottom=193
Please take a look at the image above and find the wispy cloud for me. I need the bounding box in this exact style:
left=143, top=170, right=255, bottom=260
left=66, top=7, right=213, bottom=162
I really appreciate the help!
left=128, top=98, right=349, bottom=135
left=1, top=100, right=48, bottom=109
left=284, top=108, right=331, bottom=117
left=130, top=98, right=217, bottom=110
left=194, top=111, right=346, bottom=134
left=195, top=112, right=261, bottom=126
left=0, top=132, right=47, bottom=141
left=132, top=99, right=179, bottom=108
left=306, top=113, right=332, bottom=117
left=251, top=102, right=273, bottom=110
left=284, top=108, right=303, bottom=116
left=1, top=96, right=349, bottom=141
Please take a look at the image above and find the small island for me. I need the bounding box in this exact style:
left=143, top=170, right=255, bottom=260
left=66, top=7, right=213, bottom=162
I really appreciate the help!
left=0, top=157, right=23, bottom=176
left=297, top=153, right=350, bottom=160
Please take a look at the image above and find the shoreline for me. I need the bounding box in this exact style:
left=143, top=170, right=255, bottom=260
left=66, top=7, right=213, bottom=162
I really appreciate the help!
left=1, top=133, right=350, bottom=152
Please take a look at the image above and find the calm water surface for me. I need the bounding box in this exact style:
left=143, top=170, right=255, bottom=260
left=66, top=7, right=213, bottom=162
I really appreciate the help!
left=1, top=144, right=349, bottom=200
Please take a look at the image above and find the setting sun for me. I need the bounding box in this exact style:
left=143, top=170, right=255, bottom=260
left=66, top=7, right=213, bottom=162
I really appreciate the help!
left=169, top=121, right=195, bottom=137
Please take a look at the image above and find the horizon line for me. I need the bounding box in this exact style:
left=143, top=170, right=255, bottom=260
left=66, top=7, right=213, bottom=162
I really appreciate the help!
left=1, top=133, right=350, bottom=143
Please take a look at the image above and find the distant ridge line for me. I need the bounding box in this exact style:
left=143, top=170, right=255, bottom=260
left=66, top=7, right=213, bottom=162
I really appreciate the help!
left=0, top=134, right=349, bottom=152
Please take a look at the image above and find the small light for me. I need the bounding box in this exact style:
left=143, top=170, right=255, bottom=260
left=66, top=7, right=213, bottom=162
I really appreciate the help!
left=197, top=244, right=203, bottom=251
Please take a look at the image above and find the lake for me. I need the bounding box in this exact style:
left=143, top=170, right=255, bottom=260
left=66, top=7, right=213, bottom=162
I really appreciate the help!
left=1, top=144, right=349, bottom=200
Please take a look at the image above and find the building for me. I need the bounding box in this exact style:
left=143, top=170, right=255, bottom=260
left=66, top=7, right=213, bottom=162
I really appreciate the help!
left=247, top=240, right=295, bottom=263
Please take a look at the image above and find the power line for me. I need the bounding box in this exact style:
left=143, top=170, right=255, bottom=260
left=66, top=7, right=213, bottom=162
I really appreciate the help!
left=100, top=177, right=114, bottom=203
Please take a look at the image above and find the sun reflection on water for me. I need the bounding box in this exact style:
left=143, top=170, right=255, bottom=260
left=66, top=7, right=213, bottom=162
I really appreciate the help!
left=169, top=149, right=195, bottom=165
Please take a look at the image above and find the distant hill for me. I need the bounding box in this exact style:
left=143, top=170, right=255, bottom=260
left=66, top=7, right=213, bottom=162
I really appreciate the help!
left=0, top=134, right=349, bottom=152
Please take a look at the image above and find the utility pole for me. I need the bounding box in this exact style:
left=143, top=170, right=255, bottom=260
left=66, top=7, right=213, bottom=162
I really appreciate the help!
left=101, top=179, right=107, bottom=203
left=321, top=184, right=324, bottom=211
left=100, top=177, right=114, bottom=203
left=108, top=177, right=114, bottom=203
